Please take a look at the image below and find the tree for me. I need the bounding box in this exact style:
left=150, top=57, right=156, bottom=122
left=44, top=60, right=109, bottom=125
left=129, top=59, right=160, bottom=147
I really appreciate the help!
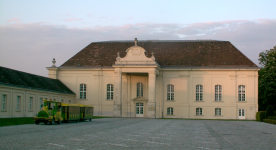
left=258, top=46, right=276, bottom=111
left=266, top=105, right=274, bottom=118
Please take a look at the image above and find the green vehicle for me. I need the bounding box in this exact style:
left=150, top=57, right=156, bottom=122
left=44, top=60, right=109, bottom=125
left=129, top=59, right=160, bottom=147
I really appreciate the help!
left=34, top=100, right=94, bottom=125
left=34, top=100, right=63, bottom=125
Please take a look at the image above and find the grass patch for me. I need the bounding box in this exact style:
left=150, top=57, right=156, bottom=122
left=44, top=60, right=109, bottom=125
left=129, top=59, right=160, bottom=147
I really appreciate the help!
left=0, top=116, right=110, bottom=127
left=0, top=117, right=34, bottom=127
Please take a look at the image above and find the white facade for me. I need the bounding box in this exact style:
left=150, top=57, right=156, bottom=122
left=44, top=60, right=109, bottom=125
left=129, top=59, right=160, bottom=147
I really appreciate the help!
left=0, top=85, right=75, bottom=118
left=48, top=44, right=259, bottom=119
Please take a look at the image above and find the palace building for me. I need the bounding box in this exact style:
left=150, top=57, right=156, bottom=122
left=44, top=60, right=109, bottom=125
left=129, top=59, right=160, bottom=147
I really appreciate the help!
left=1, top=38, right=258, bottom=119
left=46, top=38, right=259, bottom=119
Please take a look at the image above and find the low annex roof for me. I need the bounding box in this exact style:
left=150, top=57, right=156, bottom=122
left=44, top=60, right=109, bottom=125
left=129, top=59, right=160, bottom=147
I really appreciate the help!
left=61, top=40, right=258, bottom=68
left=0, top=66, right=75, bottom=95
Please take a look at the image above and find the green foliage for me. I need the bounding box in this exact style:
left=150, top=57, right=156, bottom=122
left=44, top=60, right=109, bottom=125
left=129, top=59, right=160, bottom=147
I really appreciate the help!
left=258, top=46, right=276, bottom=111
left=256, top=111, right=266, bottom=121
left=268, top=116, right=276, bottom=120
left=263, top=119, right=276, bottom=124
left=0, top=117, right=34, bottom=127
left=266, top=105, right=274, bottom=118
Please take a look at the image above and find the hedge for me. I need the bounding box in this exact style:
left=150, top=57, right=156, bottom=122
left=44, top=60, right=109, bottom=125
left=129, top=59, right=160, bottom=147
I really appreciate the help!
left=256, top=111, right=266, bottom=121
left=268, top=116, right=276, bottom=120
left=263, top=119, right=276, bottom=125
left=256, top=111, right=276, bottom=121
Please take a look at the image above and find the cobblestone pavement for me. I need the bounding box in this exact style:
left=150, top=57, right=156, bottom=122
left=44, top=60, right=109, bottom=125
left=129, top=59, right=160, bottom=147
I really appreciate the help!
left=0, top=118, right=276, bottom=150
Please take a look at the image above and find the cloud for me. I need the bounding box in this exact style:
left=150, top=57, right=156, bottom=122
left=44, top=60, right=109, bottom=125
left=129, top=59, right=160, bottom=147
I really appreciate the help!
left=63, top=18, right=82, bottom=22
left=0, top=19, right=276, bottom=76
left=6, top=18, right=21, bottom=23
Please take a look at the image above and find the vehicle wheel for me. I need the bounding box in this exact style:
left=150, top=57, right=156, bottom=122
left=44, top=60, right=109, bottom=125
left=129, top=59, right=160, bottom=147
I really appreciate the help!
left=57, top=120, right=61, bottom=124
left=89, top=119, right=91, bottom=121
left=35, top=121, right=39, bottom=124
left=50, top=118, right=55, bottom=125
left=44, top=121, right=47, bottom=125
left=76, top=120, right=78, bottom=123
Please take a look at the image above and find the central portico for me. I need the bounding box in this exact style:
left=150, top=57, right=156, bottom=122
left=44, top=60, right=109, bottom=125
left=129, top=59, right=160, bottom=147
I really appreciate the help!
left=112, top=38, right=160, bottom=118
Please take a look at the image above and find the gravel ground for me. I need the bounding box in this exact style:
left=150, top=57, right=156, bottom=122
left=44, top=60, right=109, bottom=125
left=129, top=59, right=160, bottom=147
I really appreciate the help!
left=0, top=118, right=275, bottom=150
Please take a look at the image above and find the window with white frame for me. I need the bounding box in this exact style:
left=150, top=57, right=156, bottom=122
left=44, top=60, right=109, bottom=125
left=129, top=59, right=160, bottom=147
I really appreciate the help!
left=215, top=85, right=222, bottom=101
left=29, top=97, right=33, bottom=111
left=238, top=85, right=245, bottom=101
left=167, top=84, right=174, bottom=101
left=196, top=108, right=202, bottom=115
left=80, top=84, right=86, bottom=99
left=17, top=96, right=21, bottom=111
left=2, top=94, right=7, bottom=111
left=61, top=99, right=64, bottom=102
left=215, top=108, right=221, bottom=116
left=167, top=107, right=173, bottom=115
left=196, top=85, right=203, bottom=101
left=107, top=84, right=114, bottom=100
left=137, top=82, right=143, bottom=97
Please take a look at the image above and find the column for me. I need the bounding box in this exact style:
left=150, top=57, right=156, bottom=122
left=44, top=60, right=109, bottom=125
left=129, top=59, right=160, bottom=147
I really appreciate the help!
left=114, top=69, right=122, bottom=117
left=148, top=71, right=156, bottom=118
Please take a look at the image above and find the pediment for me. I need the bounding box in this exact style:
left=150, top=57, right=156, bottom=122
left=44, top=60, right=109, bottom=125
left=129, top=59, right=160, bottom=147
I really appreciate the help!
left=132, top=96, right=148, bottom=101
left=115, top=45, right=157, bottom=65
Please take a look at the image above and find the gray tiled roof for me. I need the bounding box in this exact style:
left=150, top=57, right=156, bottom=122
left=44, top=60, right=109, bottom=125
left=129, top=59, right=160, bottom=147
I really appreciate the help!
left=61, top=40, right=257, bottom=68
left=0, top=66, right=75, bottom=95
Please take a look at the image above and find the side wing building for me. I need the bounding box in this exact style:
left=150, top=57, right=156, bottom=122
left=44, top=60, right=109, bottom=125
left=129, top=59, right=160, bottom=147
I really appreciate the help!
left=47, top=39, right=259, bottom=119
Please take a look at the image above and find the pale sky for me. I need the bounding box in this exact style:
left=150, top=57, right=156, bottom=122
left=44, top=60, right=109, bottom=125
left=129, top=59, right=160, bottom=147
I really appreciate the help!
left=0, top=0, right=276, bottom=77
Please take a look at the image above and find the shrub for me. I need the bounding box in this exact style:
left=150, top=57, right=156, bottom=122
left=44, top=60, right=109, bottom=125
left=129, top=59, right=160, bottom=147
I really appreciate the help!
left=266, top=105, right=274, bottom=118
left=263, top=119, right=276, bottom=124
left=268, top=116, right=276, bottom=120
left=256, top=111, right=266, bottom=121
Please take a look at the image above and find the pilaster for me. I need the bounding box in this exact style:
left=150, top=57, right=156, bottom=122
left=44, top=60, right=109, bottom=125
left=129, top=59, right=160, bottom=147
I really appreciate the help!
left=148, top=70, right=156, bottom=118
left=46, top=67, right=58, bottom=79
left=114, top=69, right=122, bottom=117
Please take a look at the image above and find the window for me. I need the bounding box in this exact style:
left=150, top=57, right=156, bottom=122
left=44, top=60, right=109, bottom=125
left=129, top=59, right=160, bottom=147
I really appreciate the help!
left=107, top=84, right=114, bottom=100
left=17, top=96, right=21, bottom=111
left=40, top=98, right=43, bottom=110
left=239, top=109, right=245, bottom=117
left=2, top=95, right=7, bottom=111
left=80, top=84, right=86, bottom=99
left=167, top=84, right=174, bottom=101
left=215, top=108, right=221, bottom=116
left=215, top=85, right=222, bottom=101
left=53, top=99, right=56, bottom=101
left=196, top=108, right=202, bottom=115
left=69, top=100, right=71, bottom=104
left=137, top=82, right=143, bottom=97
left=196, top=85, right=203, bottom=101
left=61, top=99, right=64, bottom=102
left=167, top=107, right=173, bottom=115
left=29, top=97, right=33, bottom=111
left=238, top=85, right=245, bottom=101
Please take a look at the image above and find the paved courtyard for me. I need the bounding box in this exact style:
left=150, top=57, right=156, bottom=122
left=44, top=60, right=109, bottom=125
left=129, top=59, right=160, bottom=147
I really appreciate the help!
left=0, top=118, right=276, bottom=150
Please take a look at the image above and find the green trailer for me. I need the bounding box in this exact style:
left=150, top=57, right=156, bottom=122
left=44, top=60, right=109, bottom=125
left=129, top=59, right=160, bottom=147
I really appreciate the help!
left=61, top=103, right=80, bottom=123
left=79, top=104, right=94, bottom=121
